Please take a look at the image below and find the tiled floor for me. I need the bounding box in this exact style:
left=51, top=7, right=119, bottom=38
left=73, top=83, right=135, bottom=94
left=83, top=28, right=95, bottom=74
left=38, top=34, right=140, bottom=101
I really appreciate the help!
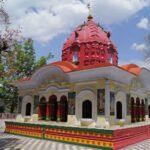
left=0, top=133, right=99, bottom=150
left=0, top=133, right=150, bottom=150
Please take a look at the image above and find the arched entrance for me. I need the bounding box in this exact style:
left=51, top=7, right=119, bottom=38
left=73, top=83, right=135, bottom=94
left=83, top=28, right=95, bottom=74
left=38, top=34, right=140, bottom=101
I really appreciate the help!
left=116, top=101, right=122, bottom=119
left=82, top=100, right=92, bottom=118
left=60, top=95, right=68, bottom=122
left=148, top=105, right=150, bottom=118
left=26, top=103, right=31, bottom=116
left=38, top=97, right=46, bottom=120
left=136, top=98, right=140, bottom=122
left=131, top=97, right=135, bottom=122
left=141, top=99, right=145, bottom=121
left=49, top=95, right=57, bottom=121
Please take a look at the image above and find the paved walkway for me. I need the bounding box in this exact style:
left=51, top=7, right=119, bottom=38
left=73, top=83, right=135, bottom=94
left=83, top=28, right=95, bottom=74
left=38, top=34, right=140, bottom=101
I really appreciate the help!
left=0, top=133, right=98, bottom=150
left=0, top=132, right=150, bottom=150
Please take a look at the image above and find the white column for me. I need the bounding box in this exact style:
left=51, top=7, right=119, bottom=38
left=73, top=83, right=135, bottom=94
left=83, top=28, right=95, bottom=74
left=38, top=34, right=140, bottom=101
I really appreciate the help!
left=105, top=80, right=110, bottom=117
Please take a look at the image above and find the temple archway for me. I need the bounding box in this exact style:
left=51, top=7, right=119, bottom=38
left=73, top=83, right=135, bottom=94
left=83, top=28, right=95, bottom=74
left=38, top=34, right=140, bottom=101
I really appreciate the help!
left=22, top=95, right=33, bottom=117
left=49, top=95, right=57, bottom=121
left=38, top=97, right=46, bottom=120
left=82, top=100, right=92, bottom=118
left=141, top=99, right=145, bottom=121
left=149, top=105, right=150, bottom=118
left=60, top=95, right=68, bottom=122
left=25, top=103, right=31, bottom=116
left=131, top=97, right=135, bottom=122
left=136, top=98, right=140, bottom=122
left=116, top=101, right=122, bottom=119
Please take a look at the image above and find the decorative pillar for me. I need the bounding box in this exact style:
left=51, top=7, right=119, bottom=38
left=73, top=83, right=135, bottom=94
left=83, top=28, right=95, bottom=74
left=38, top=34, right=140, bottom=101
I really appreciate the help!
left=105, top=80, right=110, bottom=118
left=38, top=103, right=42, bottom=120
left=57, top=102, right=61, bottom=122
left=46, top=102, right=50, bottom=121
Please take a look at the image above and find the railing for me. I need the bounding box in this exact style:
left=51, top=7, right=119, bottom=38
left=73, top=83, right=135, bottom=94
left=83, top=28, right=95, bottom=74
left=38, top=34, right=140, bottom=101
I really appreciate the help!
left=0, top=113, right=17, bottom=119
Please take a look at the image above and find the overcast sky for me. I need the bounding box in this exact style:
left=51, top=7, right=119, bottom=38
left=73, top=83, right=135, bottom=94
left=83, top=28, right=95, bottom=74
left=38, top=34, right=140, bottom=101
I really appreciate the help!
left=4, top=0, right=150, bottom=68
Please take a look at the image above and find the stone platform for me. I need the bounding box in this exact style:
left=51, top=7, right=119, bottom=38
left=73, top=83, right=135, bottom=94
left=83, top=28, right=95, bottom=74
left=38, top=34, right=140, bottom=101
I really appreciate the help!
left=4, top=121, right=150, bottom=150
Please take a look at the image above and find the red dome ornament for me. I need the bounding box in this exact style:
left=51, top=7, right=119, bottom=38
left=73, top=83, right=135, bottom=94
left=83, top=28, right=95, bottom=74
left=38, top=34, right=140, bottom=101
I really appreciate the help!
left=62, top=5, right=118, bottom=67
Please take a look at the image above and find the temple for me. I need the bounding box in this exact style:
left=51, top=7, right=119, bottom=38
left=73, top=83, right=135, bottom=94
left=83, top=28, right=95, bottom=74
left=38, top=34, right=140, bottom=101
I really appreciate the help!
left=6, top=6, right=150, bottom=150
left=14, top=9, right=150, bottom=126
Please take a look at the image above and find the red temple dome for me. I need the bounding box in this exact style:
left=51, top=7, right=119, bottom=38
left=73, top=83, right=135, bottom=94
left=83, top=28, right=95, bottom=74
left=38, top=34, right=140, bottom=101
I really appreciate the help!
left=62, top=15, right=118, bottom=67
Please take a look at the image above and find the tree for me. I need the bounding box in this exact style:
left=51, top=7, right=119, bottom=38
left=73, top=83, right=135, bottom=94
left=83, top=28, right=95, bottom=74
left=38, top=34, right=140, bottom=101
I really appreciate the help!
left=0, top=0, right=9, bottom=24
left=0, top=1, right=53, bottom=113
left=12, top=38, right=53, bottom=80
left=2, top=83, right=18, bottom=113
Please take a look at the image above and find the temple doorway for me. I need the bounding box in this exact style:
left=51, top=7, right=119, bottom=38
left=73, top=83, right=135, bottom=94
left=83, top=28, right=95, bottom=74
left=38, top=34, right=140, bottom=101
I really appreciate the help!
left=149, top=105, right=150, bottom=118
left=116, top=101, right=122, bottom=119
left=60, top=95, right=68, bottom=122
left=49, top=95, right=57, bottom=121
left=39, top=97, right=46, bottom=120
left=25, top=103, right=31, bottom=116
left=82, top=100, right=92, bottom=118
left=131, top=97, right=135, bottom=122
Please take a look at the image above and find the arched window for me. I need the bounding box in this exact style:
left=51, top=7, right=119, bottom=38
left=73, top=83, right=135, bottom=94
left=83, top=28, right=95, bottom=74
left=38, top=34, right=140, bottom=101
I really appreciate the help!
left=116, top=101, right=122, bottom=119
left=49, top=95, right=57, bottom=121
left=26, top=103, right=31, bottom=116
left=108, top=53, right=113, bottom=63
left=60, top=95, right=68, bottom=122
left=82, top=100, right=92, bottom=118
left=73, top=52, right=79, bottom=64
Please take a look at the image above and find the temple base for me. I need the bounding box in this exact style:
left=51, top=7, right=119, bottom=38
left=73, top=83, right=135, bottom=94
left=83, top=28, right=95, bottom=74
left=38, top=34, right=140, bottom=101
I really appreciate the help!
left=5, top=121, right=150, bottom=150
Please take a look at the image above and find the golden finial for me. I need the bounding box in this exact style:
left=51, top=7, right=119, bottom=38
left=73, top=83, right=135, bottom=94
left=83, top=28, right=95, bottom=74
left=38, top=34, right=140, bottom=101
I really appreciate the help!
left=87, top=3, right=93, bottom=21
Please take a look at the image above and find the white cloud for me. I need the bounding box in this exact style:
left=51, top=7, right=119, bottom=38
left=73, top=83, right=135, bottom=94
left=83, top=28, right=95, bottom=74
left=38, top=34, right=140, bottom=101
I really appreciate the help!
left=4, top=0, right=150, bottom=42
left=137, top=17, right=149, bottom=29
left=132, top=43, right=147, bottom=51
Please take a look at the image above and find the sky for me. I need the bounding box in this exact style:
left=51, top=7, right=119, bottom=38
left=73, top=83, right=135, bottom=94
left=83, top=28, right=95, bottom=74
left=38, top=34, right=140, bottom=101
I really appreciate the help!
left=4, top=0, right=150, bottom=68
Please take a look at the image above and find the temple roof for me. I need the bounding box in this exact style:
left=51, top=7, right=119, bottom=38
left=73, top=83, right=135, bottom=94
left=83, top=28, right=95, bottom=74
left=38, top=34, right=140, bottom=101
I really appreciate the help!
left=121, top=64, right=142, bottom=76
left=63, top=20, right=115, bottom=50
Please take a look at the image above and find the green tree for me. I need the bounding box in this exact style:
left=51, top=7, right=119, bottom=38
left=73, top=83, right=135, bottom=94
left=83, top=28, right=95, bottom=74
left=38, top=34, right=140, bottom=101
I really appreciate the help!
left=3, top=83, right=18, bottom=113
left=12, top=38, right=53, bottom=80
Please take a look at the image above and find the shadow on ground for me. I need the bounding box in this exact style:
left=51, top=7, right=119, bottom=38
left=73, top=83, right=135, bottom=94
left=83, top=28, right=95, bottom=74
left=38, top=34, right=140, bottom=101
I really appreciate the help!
left=0, top=137, right=21, bottom=150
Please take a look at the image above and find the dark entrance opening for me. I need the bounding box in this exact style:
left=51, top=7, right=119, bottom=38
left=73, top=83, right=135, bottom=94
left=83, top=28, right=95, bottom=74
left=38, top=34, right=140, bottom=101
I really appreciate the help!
left=49, top=95, right=57, bottom=121
left=149, top=105, right=150, bottom=118
left=60, top=96, right=68, bottom=122
left=131, top=97, right=135, bottom=123
left=26, top=103, right=31, bottom=116
left=82, top=100, right=92, bottom=118
left=40, top=97, right=46, bottom=120
left=116, top=101, right=122, bottom=119
left=136, top=98, right=140, bottom=122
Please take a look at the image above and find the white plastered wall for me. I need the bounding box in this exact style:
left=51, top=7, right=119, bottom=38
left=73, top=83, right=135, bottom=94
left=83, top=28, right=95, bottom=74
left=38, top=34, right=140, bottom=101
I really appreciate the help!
left=76, top=90, right=97, bottom=121
left=21, top=95, right=34, bottom=117
left=115, top=91, right=127, bottom=122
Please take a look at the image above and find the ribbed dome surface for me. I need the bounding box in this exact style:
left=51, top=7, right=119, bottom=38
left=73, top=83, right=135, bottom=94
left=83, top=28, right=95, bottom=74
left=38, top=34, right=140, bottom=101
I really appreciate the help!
left=63, top=20, right=113, bottom=50
left=62, top=17, right=118, bottom=67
